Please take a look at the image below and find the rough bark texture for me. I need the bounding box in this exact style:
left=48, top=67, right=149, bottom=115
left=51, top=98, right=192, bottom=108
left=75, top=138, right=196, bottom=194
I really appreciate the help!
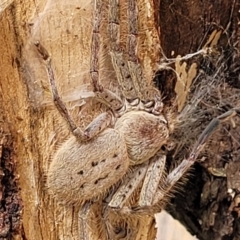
left=0, top=0, right=158, bottom=239
left=158, top=1, right=240, bottom=240
left=0, top=0, right=239, bottom=240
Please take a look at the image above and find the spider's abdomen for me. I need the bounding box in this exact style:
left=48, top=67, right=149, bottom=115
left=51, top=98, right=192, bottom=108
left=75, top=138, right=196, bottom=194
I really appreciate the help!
left=47, top=128, right=129, bottom=205
left=115, top=111, right=169, bottom=165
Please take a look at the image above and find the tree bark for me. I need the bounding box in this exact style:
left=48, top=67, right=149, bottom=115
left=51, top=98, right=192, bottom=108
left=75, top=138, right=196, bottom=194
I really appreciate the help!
left=0, top=0, right=158, bottom=239
left=157, top=1, right=240, bottom=240
left=0, top=0, right=239, bottom=240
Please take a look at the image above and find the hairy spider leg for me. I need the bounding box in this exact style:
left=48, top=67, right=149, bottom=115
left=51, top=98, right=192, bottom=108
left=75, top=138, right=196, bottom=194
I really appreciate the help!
left=109, top=155, right=166, bottom=208
left=78, top=202, right=91, bottom=240
left=108, top=0, right=139, bottom=102
left=35, top=41, right=112, bottom=140
left=108, top=0, right=162, bottom=114
left=90, top=0, right=124, bottom=112
left=152, top=110, right=237, bottom=205
left=109, top=161, right=149, bottom=208
left=126, top=0, right=148, bottom=101
left=139, top=155, right=166, bottom=206
left=107, top=0, right=167, bottom=210
left=35, top=41, right=85, bottom=140
left=126, top=0, right=163, bottom=114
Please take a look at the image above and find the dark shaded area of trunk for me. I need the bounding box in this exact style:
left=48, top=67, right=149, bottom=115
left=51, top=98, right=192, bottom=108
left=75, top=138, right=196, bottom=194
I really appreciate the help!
left=157, top=1, right=240, bottom=239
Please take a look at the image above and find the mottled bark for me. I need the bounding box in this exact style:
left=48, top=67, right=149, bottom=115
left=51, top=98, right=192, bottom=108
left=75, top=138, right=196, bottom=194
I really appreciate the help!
left=0, top=0, right=158, bottom=239
left=158, top=1, right=240, bottom=240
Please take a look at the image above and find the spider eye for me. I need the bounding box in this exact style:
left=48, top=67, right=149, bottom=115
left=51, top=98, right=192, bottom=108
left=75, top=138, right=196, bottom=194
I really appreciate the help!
left=143, top=101, right=154, bottom=108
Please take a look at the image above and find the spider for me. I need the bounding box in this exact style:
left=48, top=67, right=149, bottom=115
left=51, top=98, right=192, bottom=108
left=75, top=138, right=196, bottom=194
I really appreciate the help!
left=35, top=0, right=236, bottom=237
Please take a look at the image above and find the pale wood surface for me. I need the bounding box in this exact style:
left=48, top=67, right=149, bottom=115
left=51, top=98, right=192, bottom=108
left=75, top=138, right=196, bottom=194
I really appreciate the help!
left=0, top=0, right=162, bottom=239
left=156, top=211, right=198, bottom=240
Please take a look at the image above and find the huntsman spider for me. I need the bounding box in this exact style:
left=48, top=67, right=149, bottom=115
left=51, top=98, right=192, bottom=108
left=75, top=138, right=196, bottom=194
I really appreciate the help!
left=35, top=0, right=236, bottom=222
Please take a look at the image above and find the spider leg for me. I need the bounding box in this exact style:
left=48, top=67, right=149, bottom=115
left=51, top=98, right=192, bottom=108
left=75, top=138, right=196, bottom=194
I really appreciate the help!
left=152, top=109, right=237, bottom=205
left=108, top=0, right=162, bottom=113
left=35, top=42, right=112, bottom=140
left=109, top=154, right=166, bottom=209
left=84, top=112, right=112, bottom=139
left=110, top=52, right=139, bottom=102
left=109, top=161, right=149, bottom=208
left=90, top=0, right=103, bottom=93
left=35, top=42, right=85, bottom=140
left=78, top=202, right=92, bottom=240
left=138, top=155, right=166, bottom=207
left=126, top=0, right=148, bottom=101
left=108, top=0, right=139, bottom=102
left=126, top=0, right=163, bottom=113
left=91, top=0, right=124, bottom=112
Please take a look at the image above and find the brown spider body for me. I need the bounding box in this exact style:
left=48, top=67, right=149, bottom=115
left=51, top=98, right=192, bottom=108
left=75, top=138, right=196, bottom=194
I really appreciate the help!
left=47, top=106, right=169, bottom=205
